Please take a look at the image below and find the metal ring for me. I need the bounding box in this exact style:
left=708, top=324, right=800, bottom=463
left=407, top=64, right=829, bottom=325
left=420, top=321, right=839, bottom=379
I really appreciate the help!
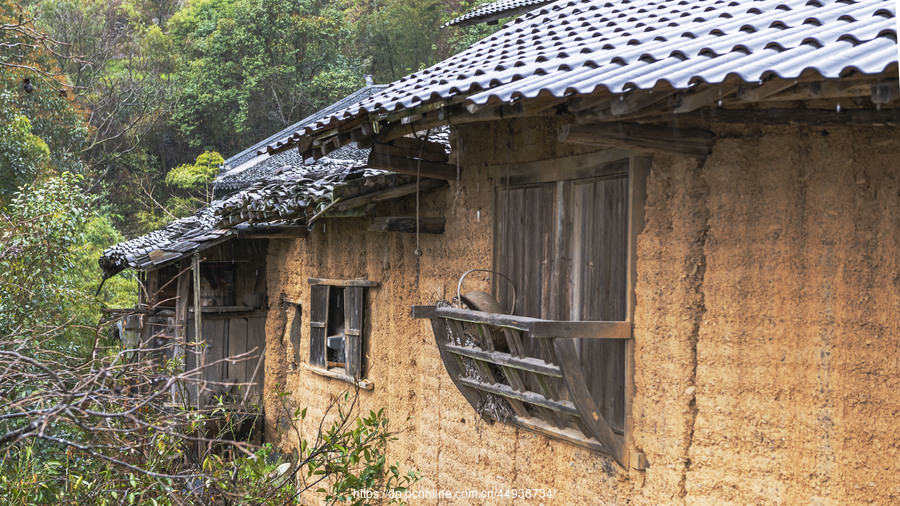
left=456, top=269, right=517, bottom=315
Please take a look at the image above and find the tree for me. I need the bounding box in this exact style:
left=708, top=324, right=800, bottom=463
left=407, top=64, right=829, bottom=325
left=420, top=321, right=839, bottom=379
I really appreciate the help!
left=168, top=0, right=362, bottom=153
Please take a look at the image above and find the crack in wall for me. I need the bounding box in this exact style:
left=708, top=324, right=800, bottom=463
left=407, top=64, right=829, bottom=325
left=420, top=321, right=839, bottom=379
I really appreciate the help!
left=678, top=161, right=710, bottom=500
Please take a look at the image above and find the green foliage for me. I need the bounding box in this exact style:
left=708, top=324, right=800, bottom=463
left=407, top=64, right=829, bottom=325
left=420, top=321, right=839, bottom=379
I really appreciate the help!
left=165, top=150, right=224, bottom=189
left=0, top=96, right=51, bottom=199
left=0, top=173, right=95, bottom=342
left=297, top=391, right=421, bottom=505
left=169, top=0, right=360, bottom=152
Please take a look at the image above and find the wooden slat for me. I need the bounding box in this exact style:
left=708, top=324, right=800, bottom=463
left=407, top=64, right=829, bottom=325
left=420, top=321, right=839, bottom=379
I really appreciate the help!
left=304, top=363, right=374, bottom=390
left=507, top=416, right=606, bottom=454
left=367, top=152, right=458, bottom=180
left=443, top=343, right=561, bottom=377
left=372, top=140, right=449, bottom=162
left=457, top=377, right=580, bottom=417
left=228, top=318, right=248, bottom=388
left=369, top=216, right=445, bottom=234
left=446, top=320, right=530, bottom=419
left=309, top=284, right=329, bottom=368
left=344, top=286, right=364, bottom=380
left=308, top=278, right=378, bottom=287
left=332, top=178, right=446, bottom=212
left=429, top=319, right=492, bottom=423
left=287, top=303, right=302, bottom=364
left=204, top=319, right=226, bottom=397
left=552, top=337, right=628, bottom=468
left=431, top=307, right=632, bottom=339
left=246, top=317, right=266, bottom=401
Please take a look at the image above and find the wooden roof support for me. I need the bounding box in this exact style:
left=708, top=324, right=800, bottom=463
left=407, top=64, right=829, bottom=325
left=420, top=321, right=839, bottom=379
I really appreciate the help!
left=559, top=121, right=714, bottom=157
left=611, top=88, right=678, bottom=116
left=331, top=178, right=446, bottom=212
left=369, top=216, right=446, bottom=234
left=696, top=107, right=900, bottom=126
left=367, top=151, right=458, bottom=180
left=673, top=83, right=739, bottom=114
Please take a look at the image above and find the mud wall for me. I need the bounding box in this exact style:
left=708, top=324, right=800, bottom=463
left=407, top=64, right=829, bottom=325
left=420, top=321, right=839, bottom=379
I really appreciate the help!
left=263, top=117, right=900, bottom=504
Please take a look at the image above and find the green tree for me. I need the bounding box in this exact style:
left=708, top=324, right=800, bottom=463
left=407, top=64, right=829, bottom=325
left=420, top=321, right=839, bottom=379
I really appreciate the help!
left=169, top=0, right=361, bottom=153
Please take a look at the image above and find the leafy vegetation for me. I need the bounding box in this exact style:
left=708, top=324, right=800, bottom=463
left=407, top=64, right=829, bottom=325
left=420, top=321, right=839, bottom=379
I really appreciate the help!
left=0, top=0, right=500, bottom=501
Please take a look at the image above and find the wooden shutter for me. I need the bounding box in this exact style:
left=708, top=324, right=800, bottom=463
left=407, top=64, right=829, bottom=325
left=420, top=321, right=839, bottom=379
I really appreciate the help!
left=309, top=284, right=330, bottom=367
left=344, top=287, right=364, bottom=379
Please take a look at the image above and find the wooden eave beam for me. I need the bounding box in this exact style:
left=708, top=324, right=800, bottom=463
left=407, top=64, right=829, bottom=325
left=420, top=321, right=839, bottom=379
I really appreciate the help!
left=698, top=107, right=900, bottom=126
left=332, top=178, right=447, bottom=212
left=367, top=151, right=458, bottom=180
left=559, top=121, right=714, bottom=157
left=369, top=216, right=446, bottom=234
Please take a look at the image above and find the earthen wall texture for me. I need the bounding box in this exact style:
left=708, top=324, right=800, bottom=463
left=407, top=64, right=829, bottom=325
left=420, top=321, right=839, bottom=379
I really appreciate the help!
left=263, top=117, right=900, bottom=504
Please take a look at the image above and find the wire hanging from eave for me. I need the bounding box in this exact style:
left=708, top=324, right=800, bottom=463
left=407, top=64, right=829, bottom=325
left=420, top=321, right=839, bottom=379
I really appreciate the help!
left=412, top=127, right=432, bottom=291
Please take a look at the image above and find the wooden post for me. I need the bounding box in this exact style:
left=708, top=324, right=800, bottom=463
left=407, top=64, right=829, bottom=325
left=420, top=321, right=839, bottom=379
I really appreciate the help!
left=193, top=254, right=204, bottom=410
left=625, top=154, right=651, bottom=468
left=173, top=268, right=191, bottom=404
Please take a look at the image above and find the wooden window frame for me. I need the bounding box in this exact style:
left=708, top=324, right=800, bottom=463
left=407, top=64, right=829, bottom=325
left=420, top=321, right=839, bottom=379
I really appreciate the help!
left=492, top=149, right=649, bottom=467
left=306, top=277, right=377, bottom=390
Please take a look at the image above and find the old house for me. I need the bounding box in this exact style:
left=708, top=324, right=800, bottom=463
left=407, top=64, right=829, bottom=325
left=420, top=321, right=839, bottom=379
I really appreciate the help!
left=103, top=0, right=900, bottom=502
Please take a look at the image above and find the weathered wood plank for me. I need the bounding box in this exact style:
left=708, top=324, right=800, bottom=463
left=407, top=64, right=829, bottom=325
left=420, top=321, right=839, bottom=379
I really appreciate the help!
left=309, top=284, right=330, bottom=368
left=559, top=122, right=713, bottom=157
left=332, top=178, right=446, bottom=212
left=442, top=344, right=562, bottom=377
left=308, top=278, right=378, bottom=287
left=369, top=216, right=445, bottom=234
left=553, top=337, right=628, bottom=468
left=227, top=318, right=248, bottom=388
left=430, top=307, right=632, bottom=339
left=372, top=140, right=449, bottom=163
left=457, top=377, right=580, bottom=417
left=429, top=319, right=492, bottom=422
left=304, top=363, right=374, bottom=390
left=507, top=416, right=606, bottom=454
left=367, top=152, right=458, bottom=180
left=344, top=286, right=364, bottom=380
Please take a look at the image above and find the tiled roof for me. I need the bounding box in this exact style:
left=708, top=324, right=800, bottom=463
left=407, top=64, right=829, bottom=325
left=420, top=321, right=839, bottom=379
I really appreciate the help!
left=100, top=162, right=387, bottom=277
left=268, top=0, right=897, bottom=154
left=214, top=85, right=386, bottom=197
left=100, top=128, right=451, bottom=278
left=443, top=0, right=555, bottom=28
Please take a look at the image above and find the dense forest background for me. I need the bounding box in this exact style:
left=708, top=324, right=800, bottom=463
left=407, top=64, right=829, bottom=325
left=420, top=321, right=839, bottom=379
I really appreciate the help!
left=0, top=0, right=499, bottom=500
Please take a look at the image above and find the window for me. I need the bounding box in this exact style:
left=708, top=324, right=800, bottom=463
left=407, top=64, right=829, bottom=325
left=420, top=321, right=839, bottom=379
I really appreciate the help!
left=494, top=159, right=630, bottom=432
left=308, top=278, right=377, bottom=387
left=412, top=150, right=649, bottom=469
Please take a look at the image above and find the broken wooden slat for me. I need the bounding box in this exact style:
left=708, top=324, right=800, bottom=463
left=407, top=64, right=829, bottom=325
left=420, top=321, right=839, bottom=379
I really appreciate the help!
left=304, top=363, right=374, bottom=390
left=369, top=216, right=445, bottom=234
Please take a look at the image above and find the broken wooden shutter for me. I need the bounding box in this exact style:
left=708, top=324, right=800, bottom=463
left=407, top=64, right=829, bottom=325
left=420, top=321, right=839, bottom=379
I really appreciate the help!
left=344, top=287, right=364, bottom=379
left=309, top=284, right=330, bottom=368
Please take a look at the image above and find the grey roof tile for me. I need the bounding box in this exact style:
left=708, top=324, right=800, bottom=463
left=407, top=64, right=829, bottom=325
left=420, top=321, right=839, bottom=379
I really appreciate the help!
left=267, top=0, right=897, bottom=152
left=443, top=0, right=556, bottom=28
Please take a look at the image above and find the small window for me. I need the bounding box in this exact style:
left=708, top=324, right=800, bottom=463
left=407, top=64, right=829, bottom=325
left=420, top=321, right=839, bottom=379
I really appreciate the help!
left=308, top=278, right=377, bottom=385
